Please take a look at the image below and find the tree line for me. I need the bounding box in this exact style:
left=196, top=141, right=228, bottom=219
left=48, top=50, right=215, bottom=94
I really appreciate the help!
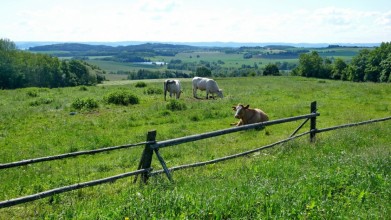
left=0, top=39, right=105, bottom=89
left=292, top=42, right=391, bottom=82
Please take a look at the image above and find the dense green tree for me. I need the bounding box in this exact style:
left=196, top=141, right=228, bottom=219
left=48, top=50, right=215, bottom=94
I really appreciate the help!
left=379, top=54, right=391, bottom=82
left=331, top=58, right=348, bottom=80
left=196, top=66, right=212, bottom=77
left=296, top=51, right=323, bottom=78
left=263, top=63, right=280, bottom=76
left=348, top=49, right=370, bottom=82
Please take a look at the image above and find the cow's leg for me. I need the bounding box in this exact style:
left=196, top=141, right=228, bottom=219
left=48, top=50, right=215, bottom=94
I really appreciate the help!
left=193, top=88, right=197, bottom=98
left=206, top=91, right=209, bottom=99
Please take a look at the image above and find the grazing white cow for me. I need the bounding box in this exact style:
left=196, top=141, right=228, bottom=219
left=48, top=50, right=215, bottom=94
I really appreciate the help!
left=192, top=77, right=223, bottom=99
left=231, top=104, right=269, bottom=126
left=164, top=79, right=182, bottom=101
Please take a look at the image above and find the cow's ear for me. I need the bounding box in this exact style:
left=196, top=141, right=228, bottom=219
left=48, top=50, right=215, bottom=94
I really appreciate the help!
left=244, top=105, right=250, bottom=109
left=232, top=106, right=236, bottom=110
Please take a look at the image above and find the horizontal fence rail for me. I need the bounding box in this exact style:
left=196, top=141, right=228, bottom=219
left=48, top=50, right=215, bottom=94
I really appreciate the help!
left=316, top=116, right=391, bottom=133
left=151, top=113, right=320, bottom=150
left=150, top=131, right=311, bottom=177
left=0, top=168, right=150, bottom=209
left=0, top=141, right=149, bottom=169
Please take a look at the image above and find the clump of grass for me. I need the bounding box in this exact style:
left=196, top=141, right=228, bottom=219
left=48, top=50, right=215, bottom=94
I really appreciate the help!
left=135, top=82, right=147, bottom=88
left=79, top=86, right=88, bottom=91
left=29, top=97, right=54, bottom=106
left=104, top=90, right=139, bottom=105
left=71, top=97, right=99, bottom=110
left=190, top=114, right=201, bottom=121
left=166, top=99, right=187, bottom=111
left=26, top=89, right=39, bottom=97
left=145, top=87, right=163, bottom=95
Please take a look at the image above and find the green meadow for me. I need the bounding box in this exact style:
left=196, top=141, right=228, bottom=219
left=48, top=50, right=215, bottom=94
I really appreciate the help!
left=0, top=76, right=390, bottom=219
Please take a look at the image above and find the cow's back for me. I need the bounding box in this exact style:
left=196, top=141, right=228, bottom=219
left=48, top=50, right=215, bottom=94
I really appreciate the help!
left=255, top=108, right=269, bottom=122
left=205, top=79, right=218, bottom=92
left=193, top=77, right=207, bottom=90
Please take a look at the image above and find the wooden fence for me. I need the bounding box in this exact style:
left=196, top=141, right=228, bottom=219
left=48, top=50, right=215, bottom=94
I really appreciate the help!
left=1, top=101, right=391, bottom=209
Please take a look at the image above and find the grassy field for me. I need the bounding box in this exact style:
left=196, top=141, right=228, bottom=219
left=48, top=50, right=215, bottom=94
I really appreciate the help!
left=0, top=76, right=390, bottom=219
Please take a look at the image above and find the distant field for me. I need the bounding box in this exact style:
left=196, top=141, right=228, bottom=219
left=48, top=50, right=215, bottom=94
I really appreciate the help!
left=33, top=46, right=364, bottom=74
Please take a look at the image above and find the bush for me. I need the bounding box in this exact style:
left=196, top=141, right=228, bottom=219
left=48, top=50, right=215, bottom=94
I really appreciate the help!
left=29, top=97, right=54, bottom=106
left=26, top=89, right=39, bottom=97
left=166, top=100, right=187, bottom=111
left=71, top=97, right=99, bottom=110
left=104, top=90, right=139, bottom=106
left=135, top=82, right=147, bottom=88
left=145, top=87, right=163, bottom=95
left=79, top=86, right=88, bottom=91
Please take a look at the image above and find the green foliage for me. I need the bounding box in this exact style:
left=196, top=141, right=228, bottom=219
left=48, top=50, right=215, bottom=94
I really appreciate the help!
left=195, top=66, right=212, bottom=77
left=71, top=97, right=99, bottom=110
left=135, top=81, right=147, bottom=88
left=26, top=88, right=39, bottom=97
left=263, top=63, right=280, bottom=76
left=166, top=99, right=187, bottom=111
left=0, top=39, right=105, bottom=89
left=293, top=41, right=391, bottom=82
left=104, top=90, right=139, bottom=105
left=144, top=87, right=163, bottom=95
left=29, top=97, right=54, bottom=106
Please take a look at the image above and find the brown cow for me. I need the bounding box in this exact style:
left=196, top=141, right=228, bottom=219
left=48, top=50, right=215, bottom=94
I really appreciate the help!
left=231, top=104, right=269, bottom=126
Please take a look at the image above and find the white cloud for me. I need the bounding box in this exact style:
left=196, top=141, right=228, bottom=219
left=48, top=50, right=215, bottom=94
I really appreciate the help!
left=1, top=0, right=390, bottom=43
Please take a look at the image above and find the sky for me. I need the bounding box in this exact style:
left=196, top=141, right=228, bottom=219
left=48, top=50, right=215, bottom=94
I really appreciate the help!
left=1, top=0, right=391, bottom=44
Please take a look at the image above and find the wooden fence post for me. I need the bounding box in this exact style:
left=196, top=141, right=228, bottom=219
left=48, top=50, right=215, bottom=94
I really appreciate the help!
left=134, top=130, right=156, bottom=184
left=310, top=101, right=317, bottom=142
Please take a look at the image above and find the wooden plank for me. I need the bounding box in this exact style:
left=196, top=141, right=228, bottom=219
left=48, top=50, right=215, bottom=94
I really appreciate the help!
left=0, top=169, right=149, bottom=209
left=0, top=142, right=147, bottom=170
left=152, top=113, right=319, bottom=149
left=310, top=101, right=317, bottom=142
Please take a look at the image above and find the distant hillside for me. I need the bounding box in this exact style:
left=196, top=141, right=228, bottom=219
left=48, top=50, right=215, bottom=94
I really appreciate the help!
left=28, top=43, right=199, bottom=57
left=17, top=41, right=381, bottom=50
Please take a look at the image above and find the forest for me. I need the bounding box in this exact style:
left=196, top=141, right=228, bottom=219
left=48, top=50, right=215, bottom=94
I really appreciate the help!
left=0, top=39, right=105, bottom=89
left=292, top=42, right=391, bottom=82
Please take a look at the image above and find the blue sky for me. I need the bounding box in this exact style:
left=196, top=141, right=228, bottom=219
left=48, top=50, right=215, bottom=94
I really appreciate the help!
left=1, top=0, right=390, bottom=43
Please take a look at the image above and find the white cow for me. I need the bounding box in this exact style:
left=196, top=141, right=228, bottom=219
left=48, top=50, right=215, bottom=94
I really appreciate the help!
left=164, top=79, right=182, bottom=101
left=192, top=77, right=223, bottom=99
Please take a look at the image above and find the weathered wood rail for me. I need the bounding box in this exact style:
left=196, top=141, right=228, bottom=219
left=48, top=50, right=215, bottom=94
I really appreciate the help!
left=1, top=101, right=391, bottom=209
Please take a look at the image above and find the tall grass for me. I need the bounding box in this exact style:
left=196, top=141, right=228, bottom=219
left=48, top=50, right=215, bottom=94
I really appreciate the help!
left=0, top=77, right=390, bottom=218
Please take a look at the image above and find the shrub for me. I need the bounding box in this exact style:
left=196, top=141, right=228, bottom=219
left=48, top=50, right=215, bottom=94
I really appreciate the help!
left=29, top=97, right=54, bottom=106
left=166, top=100, right=187, bottom=111
left=145, top=87, right=163, bottom=95
left=71, top=97, right=99, bottom=110
left=26, top=89, right=39, bottom=97
left=135, top=82, right=147, bottom=88
left=79, top=86, right=88, bottom=91
left=104, top=90, right=139, bottom=106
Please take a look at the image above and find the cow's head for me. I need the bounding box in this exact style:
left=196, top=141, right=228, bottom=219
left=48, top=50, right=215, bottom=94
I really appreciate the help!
left=232, top=104, right=249, bottom=119
left=217, top=89, right=224, bottom=98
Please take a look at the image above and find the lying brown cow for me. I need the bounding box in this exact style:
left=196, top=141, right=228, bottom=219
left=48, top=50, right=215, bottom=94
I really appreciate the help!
left=231, top=104, right=269, bottom=126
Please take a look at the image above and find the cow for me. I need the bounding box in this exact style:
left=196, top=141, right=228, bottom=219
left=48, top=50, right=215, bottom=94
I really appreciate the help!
left=231, top=104, right=269, bottom=126
left=192, top=77, right=223, bottom=99
left=164, top=79, right=182, bottom=101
